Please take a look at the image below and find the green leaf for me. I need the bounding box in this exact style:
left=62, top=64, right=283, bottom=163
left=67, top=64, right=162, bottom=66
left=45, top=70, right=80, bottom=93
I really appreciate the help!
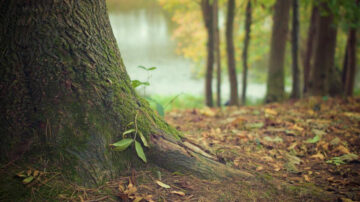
left=135, top=140, right=147, bottom=163
left=138, top=131, right=149, bottom=147
left=111, top=138, right=134, bottom=151
left=23, top=176, right=34, bottom=184
left=137, top=65, right=157, bottom=71
left=306, top=135, right=321, bottom=143
left=131, top=80, right=150, bottom=88
left=147, top=67, right=157, bottom=71
left=156, top=103, right=165, bottom=117
left=122, top=129, right=135, bottom=137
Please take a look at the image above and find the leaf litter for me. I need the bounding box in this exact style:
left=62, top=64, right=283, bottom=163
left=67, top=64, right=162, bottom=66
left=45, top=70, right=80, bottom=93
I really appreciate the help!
left=8, top=97, right=360, bottom=201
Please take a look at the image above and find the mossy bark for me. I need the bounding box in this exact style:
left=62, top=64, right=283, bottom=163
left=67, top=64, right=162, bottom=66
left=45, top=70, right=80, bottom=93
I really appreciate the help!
left=0, top=0, right=251, bottom=186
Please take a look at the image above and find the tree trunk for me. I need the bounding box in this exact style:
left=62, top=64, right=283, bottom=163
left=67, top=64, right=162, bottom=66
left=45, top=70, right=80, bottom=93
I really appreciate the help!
left=308, top=2, right=337, bottom=96
left=303, top=5, right=318, bottom=94
left=201, top=0, right=215, bottom=107
left=343, top=29, right=357, bottom=96
left=265, top=0, right=291, bottom=103
left=290, top=0, right=301, bottom=99
left=0, top=0, right=251, bottom=186
left=226, top=0, right=239, bottom=106
left=241, top=0, right=252, bottom=105
left=213, top=0, right=222, bottom=107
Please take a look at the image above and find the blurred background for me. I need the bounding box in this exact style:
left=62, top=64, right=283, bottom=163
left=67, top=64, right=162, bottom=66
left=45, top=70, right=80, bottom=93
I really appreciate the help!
left=106, top=0, right=360, bottom=110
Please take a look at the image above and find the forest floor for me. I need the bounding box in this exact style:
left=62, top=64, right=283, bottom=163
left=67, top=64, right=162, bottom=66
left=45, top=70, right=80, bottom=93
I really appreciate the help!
left=4, top=97, right=359, bottom=201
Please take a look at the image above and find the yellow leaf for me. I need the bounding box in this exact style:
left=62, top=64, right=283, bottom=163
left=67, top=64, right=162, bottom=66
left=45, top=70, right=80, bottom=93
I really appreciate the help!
left=265, top=108, right=278, bottom=116
left=303, top=175, right=310, bottom=182
left=133, top=197, right=143, bottom=202
left=171, top=191, right=186, bottom=196
left=310, top=152, right=324, bottom=160
left=156, top=180, right=171, bottom=189
left=33, top=170, right=39, bottom=177
left=334, top=145, right=350, bottom=154
left=118, top=183, right=125, bottom=192
left=256, top=166, right=264, bottom=171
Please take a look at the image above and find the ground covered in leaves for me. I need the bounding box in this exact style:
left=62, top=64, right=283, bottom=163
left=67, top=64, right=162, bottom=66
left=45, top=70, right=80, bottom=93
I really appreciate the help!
left=2, top=97, right=359, bottom=201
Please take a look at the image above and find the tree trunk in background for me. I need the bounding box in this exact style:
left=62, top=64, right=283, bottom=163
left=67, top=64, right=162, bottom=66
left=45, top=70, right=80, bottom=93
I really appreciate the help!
left=201, top=0, right=215, bottom=107
left=265, top=0, right=291, bottom=103
left=226, top=0, right=239, bottom=106
left=343, top=29, right=357, bottom=96
left=303, top=6, right=318, bottom=94
left=241, top=0, right=252, bottom=105
left=308, top=2, right=337, bottom=96
left=213, top=0, right=222, bottom=107
left=290, top=0, right=300, bottom=99
left=0, top=0, right=251, bottom=187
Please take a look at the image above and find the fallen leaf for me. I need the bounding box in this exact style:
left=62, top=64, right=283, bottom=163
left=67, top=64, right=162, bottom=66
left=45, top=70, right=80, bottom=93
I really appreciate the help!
left=310, top=153, right=324, bottom=160
left=265, top=108, right=278, bottom=116
left=156, top=180, right=170, bottom=189
left=171, top=191, right=186, bottom=196
left=23, top=176, right=34, bottom=184
left=256, top=166, right=264, bottom=171
left=264, top=136, right=283, bottom=142
left=303, top=175, right=310, bottom=182
left=334, top=145, right=350, bottom=155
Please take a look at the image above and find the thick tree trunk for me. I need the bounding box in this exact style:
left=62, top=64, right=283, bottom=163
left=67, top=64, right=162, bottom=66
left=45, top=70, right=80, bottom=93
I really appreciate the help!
left=213, top=0, right=222, bottom=107
left=308, top=2, right=337, bottom=96
left=265, top=0, right=291, bottom=103
left=290, top=0, right=301, bottom=99
left=241, top=0, right=252, bottom=105
left=303, top=6, right=318, bottom=94
left=343, top=29, right=357, bottom=96
left=0, top=0, right=251, bottom=186
left=226, top=0, right=239, bottom=106
left=201, top=0, right=215, bottom=107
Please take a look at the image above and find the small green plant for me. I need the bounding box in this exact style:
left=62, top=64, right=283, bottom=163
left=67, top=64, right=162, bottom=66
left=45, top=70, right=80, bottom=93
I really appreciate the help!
left=131, top=65, right=157, bottom=95
left=110, top=111, right=149, bottom=163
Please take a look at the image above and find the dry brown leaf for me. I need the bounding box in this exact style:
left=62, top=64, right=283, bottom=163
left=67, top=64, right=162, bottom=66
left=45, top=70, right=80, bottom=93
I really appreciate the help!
left=171, top=191, right=186, bottom=196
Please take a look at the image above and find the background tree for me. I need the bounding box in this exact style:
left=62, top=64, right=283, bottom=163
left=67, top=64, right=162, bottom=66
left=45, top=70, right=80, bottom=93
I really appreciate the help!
left=290, top=0, right=300, bottom=99
left=201, top=0, right=215, bottom=107
left=265, top=0, right=291, bottom=103
left=213, top=0, right=222, bottom=107
left=0, top=0, right=249, bottom=186
left=302, top=5, right=318, bottom=95
left=308, top=2, right=338, bottom=96
left=226, top=0, right=239, bottom=106
left=343, top=28, right=357, bottom=96
left=241, top=0, right=252, bottom=105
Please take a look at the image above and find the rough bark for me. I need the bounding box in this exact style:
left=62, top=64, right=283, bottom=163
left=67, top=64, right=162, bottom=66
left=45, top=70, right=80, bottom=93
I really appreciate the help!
left=343, top=29, right=357, bottom=96
left=0, top=0, right=252, bottom=186
left=201, top=0, right=215, bottom=107
left=226, top=0, right=239, bottom=106
left=241, top=0, right=252, bottom=105
left=303, top=5, right=318, bottom=95
left=213, top=0, right=222, bottom=107
left=290, top=0, right=300, bottom=99
left=308, top=2, right=337, bottom=96
left=265, top=0, right=291, bottom=103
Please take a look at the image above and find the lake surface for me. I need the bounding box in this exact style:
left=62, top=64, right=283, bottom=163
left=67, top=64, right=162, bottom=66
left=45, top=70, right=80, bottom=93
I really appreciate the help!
left=108, top=1, right=359, bottom=100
